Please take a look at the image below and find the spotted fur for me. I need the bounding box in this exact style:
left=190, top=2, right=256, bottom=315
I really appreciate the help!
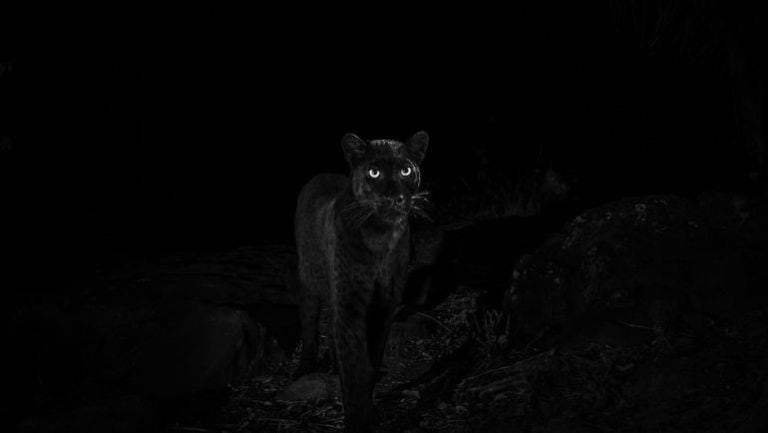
left=294, top=131, right=429, bottom=432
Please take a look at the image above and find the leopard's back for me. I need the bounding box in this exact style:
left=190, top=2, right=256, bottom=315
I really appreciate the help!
left=294, top=174, right=349, bottom=296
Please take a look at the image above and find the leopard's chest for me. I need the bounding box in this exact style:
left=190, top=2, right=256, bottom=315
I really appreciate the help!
left=331, top=236, right=410, bottom=304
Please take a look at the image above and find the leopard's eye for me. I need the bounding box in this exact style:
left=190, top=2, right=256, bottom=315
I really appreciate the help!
left=400, top=166, right=412, bottom=176
left=368, top=168, right=380, bottom=178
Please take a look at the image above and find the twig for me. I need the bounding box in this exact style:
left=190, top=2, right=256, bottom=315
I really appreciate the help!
left=468, top=375, right=525, bottom=399
left=171, top=428, right=218, bottom=433
left=617, top=320, right=655, bottom=331
left=464, top=364, right=518, bottom=382
left=415, top=311, right=453, bottom=333
left=257, top=417, right=299, bottom=425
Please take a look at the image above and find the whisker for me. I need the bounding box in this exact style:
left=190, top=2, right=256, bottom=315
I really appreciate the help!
left=339, top=199, right=376, bottom=228
left=410, top=189, right=434, bottom=222
left=342, top=201, right=366, bottom=212
left=350, top=208, right=375, bottom=228
left=411, top=206, right=433, bottom=222
left=411, top=190, right=431, bottom=202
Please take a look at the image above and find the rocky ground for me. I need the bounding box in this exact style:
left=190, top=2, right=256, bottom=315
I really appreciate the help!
left=5, top=189, right=768, bottom=432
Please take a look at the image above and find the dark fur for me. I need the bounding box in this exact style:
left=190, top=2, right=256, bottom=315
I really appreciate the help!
left=294, top=132, right=429, bottom=432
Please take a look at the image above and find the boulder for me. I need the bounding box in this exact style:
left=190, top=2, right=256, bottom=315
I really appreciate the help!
left=129, top=300, right=267, bottom=400
left=5, top=246, right=296, bottom=431
left=277, top=373, right=340, bottom=402
left=16, top=396, right=155, bottom=433
left=506, top=193, right=768, bottom=344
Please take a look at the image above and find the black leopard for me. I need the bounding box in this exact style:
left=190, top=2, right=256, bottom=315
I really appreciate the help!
left=294, top=131, right=429, bottom=432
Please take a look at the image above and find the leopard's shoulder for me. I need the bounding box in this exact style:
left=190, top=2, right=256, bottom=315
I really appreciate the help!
left=296, top=173, right=348, bottom=210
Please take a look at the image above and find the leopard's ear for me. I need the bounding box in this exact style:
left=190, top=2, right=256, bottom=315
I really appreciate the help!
left=405, top=131, right=429, bottom=164
left=341, top=133, right=367, bottom=167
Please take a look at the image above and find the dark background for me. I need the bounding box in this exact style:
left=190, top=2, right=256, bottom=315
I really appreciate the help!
left=2, top=3, right=768, bottom=432
left=1, top=1, right=766, bottom=278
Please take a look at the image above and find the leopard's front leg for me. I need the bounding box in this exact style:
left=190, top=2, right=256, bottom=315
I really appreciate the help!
left=367, top=303, right=397, bottom=379
left=333, top=277, right=379, bottom=433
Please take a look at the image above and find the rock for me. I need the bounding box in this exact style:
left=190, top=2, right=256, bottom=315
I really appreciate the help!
left=277, top=373, right=340, bottom=402
left=97, top=245, right=299, bottom=307
left=506, top=193, right=768, bottom=344
left=5, top=285, right=285, bottom=430
left=130, top=300, right=266, bottom=400
left=16, top=396, right=156, bottom=433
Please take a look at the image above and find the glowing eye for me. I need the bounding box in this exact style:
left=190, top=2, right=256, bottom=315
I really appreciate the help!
left=368, top=169, right=380, bottom=178
left=400, top=166, right=412, bottom=176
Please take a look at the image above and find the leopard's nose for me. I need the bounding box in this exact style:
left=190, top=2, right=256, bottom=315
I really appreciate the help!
left=394, top=194, right=406, bottom=206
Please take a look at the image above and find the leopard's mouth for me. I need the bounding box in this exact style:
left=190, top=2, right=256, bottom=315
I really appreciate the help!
left=376, top=205, right=408, bottom=221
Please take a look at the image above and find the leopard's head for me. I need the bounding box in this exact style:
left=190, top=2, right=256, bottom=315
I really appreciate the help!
left=341, top=131, right=429, bottom=225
